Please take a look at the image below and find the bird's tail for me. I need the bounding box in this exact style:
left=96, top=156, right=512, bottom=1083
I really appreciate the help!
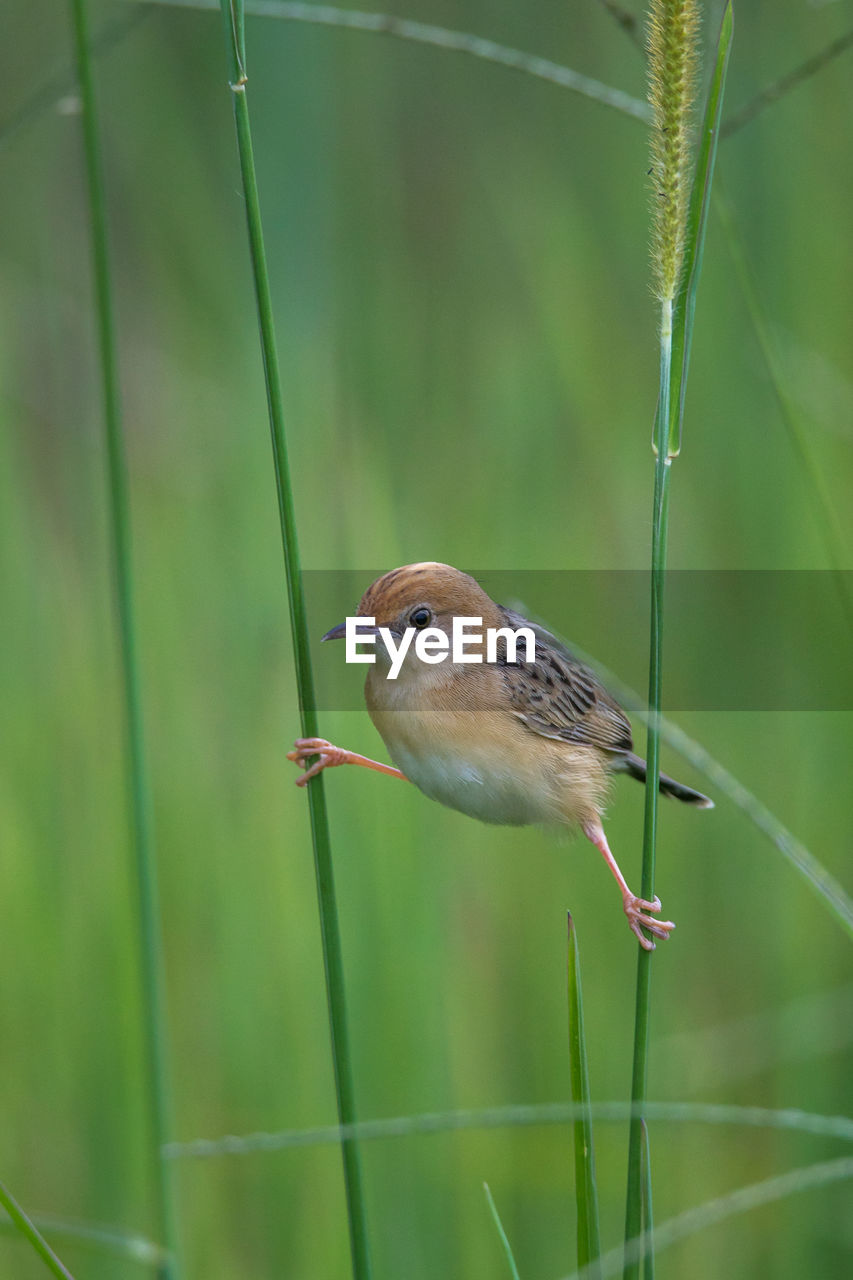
left=622, top=752, right=713, bottom=808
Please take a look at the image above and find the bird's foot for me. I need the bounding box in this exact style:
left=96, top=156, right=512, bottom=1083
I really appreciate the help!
left=623, top=894, right=675, bottom=951
left=287, top=739, right=407, bottom=786
left=287, top=737, right=347, bottom=785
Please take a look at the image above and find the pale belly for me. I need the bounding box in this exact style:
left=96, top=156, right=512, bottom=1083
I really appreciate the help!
left=366, top=673, right=607, bottom=829
left=387, top=740, right=550, bottom=827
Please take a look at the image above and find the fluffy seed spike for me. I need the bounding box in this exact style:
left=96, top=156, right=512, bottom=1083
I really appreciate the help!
left=648, top=0, right=701, bottom=303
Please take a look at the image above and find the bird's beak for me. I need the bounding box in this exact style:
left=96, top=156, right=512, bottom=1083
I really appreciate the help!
left=321, top=621, right=385, bottom=642
left=321, top=622, right=348, bottom=642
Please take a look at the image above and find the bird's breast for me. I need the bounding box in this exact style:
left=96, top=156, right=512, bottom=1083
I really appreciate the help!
left=365, top=682, right=554, bottom=825
left=364, top=665, right=609, bottom=828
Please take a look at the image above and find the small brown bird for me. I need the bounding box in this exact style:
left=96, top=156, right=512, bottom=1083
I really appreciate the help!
left=288, top=563, right=712, bottom=948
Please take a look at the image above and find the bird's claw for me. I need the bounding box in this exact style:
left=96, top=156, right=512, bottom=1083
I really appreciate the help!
left=623, top=894, right=675, bottom=951
left=287, top=737, right=345, bottom=785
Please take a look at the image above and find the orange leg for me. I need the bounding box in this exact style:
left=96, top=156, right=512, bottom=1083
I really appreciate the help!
left=287, top=737, right=409, bottom=788
left=582, top=819, right=675, bottom=950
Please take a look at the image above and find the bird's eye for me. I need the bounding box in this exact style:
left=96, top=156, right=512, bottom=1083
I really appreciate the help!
left=410, top=607, right=432, bottom=629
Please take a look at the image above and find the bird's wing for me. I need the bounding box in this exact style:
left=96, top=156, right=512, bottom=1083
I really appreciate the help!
left=498, top=608, right=633, bottom=754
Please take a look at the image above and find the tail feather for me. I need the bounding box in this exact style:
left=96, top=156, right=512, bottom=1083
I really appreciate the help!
left=622, top=752, right=713, bottom=808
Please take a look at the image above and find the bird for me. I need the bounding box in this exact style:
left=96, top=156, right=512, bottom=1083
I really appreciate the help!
left=287, top=562, right=712, bottom=949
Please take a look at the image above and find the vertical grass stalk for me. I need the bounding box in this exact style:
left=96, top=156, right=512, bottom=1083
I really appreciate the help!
left=0, top=1182, right=75, bottom=1280
left=624, top=6, right=731, bottom=1274
left=624, top=4, right=701, bottom=1275
left=639, top=1120, right=654, bottom=1280
left=623, top=303, right=674, bottom=1280
left=68, top=4, right=180, bottom=1277
left=567, top=916, right=602, bottom=1277
left=216, top=5, right=371, bottom=1276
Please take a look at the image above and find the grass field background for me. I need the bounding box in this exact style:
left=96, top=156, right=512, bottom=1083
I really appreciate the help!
left=1, top=1, right=852, bottom=1276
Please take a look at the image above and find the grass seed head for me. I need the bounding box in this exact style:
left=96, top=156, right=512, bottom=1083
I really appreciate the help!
left=648, top=0, right=701, bottom=303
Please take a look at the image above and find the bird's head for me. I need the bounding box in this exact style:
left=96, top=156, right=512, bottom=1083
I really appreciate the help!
left=322, top=562, right=504, bottom=678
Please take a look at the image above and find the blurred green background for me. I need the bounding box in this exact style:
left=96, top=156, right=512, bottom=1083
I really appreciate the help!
left=2, top=0, right=852, bottom=1276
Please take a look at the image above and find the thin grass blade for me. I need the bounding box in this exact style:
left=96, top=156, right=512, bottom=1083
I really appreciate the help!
left=147, top=0, right=651, bottom=121
left=0, top=1183, right=75, bottom=1280
left=567, top=915, right=602, bottom=1277
left=483, top=1183, right=522, bottom=1280
left=667, top=1, right=733, bottom=457
left=163, top=1099, right=853, bottom=1160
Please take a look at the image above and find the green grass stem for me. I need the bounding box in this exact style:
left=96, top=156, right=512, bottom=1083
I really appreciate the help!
left=0, top=1182, right=75, bottom=1280
left=216, top=4, right=371, bottom=1276
left=625, top=8, right=730, bottom=1274
left=567, top=916, right=602, bottom=1277
left=67, top=4, right=180, bottom=1276
left=483, top=1183, right=522, bottom=1280
left=639, top=1121, right=653, bottom=1280
left=623, top=305, right=672, bottom=1280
